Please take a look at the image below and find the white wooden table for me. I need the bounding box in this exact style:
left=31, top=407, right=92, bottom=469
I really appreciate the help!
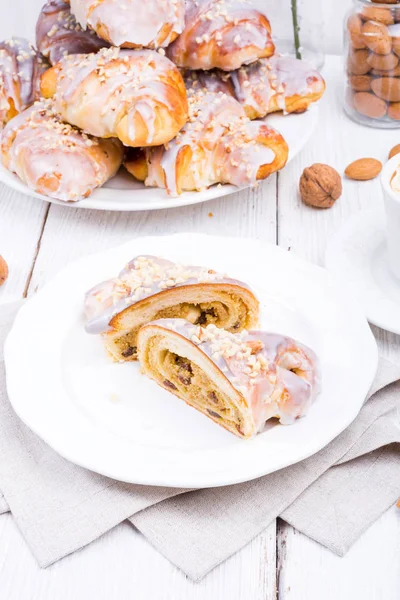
left=0, top=55, right=400, bottom=600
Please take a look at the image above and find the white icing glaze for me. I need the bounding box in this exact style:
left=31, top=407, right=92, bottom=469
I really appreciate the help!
left=70, top=0, right=185, bottom=48
left=53, top=47, right=186, bottom=145
left=0, top=38, right=48, bottom=128
left=145, top=318, right=321, bottom=430
left=84, top=255, right=253, bottom=334
left=36, top=0, right=109, bottom=66
left=167, top=0, right=275, bottom=71
left=142, top=88, right=279, bottom=196
left=1, top=99, right=123, bottom=202
left=229, top=55, right=325, bottom=117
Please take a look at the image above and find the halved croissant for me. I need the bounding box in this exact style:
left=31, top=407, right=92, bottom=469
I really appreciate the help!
left=184, top=56, right=326, bottom=120
left=84, top=255, right=260, bottom=362
left=40, top=47, right=189, bottom=147
left=36, top=0, right=109, bottom=66
left=1, top=99, right=124, bottom=201
left=124, top=88, right=289, bottom=195
left=69, top=0, right=185, bottom=49
left=167, top=0, right=275, bottom=71
left=138, top=319, right=320, bottom=438
left=0, top=38, right=48, bottom=128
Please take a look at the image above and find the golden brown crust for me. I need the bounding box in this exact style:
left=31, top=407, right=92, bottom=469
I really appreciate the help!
left=40, top=48, right=189, bottom=148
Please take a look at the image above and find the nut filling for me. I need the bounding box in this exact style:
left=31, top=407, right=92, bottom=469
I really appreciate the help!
left=146, top=339, right=244, bottom=433
left=108, top=298, right=248, bottom=362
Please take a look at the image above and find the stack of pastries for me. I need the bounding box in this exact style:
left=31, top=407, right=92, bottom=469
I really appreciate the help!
left=84, top=255, right=320, bottom=439
left=0, top=0, right=326, bottom=202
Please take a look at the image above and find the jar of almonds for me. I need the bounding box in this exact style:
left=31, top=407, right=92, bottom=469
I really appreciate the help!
left=345, top=0, right=400, bottom=128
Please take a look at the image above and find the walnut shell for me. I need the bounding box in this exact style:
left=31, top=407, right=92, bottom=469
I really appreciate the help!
left=299, top=164, right=342, bottom=209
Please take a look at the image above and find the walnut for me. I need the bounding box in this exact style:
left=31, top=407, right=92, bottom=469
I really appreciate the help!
left=299, top=164, right=342, bottom=209
left=0, top=256, right=8, bottom=286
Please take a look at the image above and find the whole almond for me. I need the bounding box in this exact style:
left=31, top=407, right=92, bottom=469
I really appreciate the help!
left=347, top=14, right=366, bottom=49
left=372, top=64, right=400, bottom=75
left=345, top=158, right=383, bottom=181
left=371, top=76, right=400, bottom=100
left=350, top=75, right=373, bottom=91
left=389, top=144, right=400, bottom=159
left=361, top=7, right=394, bottom=26
left=353, top=91, right=388, bottom=118
left=348, top=49, right=371, bottom=75
left=362, top=20, right=392, bottom=54
left=0, top=256, right=8, bottom=286
left=388, top=101, right=400, bottom=119
left=367, top=51, right=399, bottom=70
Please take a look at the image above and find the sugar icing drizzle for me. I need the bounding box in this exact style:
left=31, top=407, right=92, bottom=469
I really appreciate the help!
left=36, top=0, right=109, bottom=66
left=1, top=99, right=123, bottom=202
left=147, top=318, right=321, bottom=429
left=167, top=0, right=275, bottom=71
left=185, top=55, right=325, bottom=118
left=70, top=0, right=185, bottom=48
left=230, top=55, right=325, bottom=116
left=84, top=255, right=252, bottom=335
left=53, top=47, right=184, bottom=144
left=142, top=87, right=279, bottom=196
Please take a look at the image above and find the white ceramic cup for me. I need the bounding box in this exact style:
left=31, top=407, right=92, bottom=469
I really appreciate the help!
left=381, top=156, right=400, bottom=281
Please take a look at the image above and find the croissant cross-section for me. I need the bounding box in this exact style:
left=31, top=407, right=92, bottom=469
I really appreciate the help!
left=137, top=319, right=321, bottom=439
left=84, top=255, right=260, bottom=362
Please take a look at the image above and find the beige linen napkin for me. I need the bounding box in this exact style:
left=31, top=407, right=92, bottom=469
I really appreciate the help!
left=0, top=301, right=399, bottom=580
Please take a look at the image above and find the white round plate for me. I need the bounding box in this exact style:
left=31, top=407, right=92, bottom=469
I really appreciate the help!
left=0, top=107, right=318, bottom=211
left=4, top=233, right=377, bottom=488
left=326, top=208, right=400, bottom=335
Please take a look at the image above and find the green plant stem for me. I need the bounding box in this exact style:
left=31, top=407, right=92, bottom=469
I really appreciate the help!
left=291, top=0, right=302, bottom=59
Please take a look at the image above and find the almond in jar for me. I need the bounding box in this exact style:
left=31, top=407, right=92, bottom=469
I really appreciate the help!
left=344, top=0, right=400, bottom=128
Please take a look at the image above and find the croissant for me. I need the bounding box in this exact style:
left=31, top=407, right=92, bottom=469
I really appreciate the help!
left=1, top=99, right=124, bottom=202
left=69, top=0, right=185, bottom=49
left=84, top=255, right=260, bottom=362
left=185, top=56, right=326, bottom=120
left=167, top=0, right=275, bottom=71
left=229, top=56, right=326, bottom=119
left=138, top=319, right=320, bottom=438
left=40, top=47, right=189, bottom=147
left=124, top=88, right=289, bottom=195
left=36, top=0, right=109, bottom=66
left=0, top=38, right=48, bottom=128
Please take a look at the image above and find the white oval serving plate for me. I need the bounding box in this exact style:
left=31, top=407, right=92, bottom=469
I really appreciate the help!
left=4, top=233, right=378, bottom=488
left=0, top=107, right=318, bottom=211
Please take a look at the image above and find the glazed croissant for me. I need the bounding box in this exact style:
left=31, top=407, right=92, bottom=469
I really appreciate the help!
left=167, top=0, right=275, bottom=71
left=84, top=255, right=260, bottom=361
left=69, top=0, right=185, bottom=49
left=40, top=47, right=189, bottom=147
left=0, top=38, right=48, bottom=128
left=1, top=99, right=124, bottom=202
left=138, top=319, right=320, bottom=438
left=185, top=56, right=326, bottom=120
left=124, top=88, right=289, bottom=195
left=36, top=0, right=109, bottom=66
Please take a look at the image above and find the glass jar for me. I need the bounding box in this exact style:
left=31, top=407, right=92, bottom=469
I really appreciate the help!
left=254, top=0, right=325, bottom=70
left=344, top=0, right=400, bottom=128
